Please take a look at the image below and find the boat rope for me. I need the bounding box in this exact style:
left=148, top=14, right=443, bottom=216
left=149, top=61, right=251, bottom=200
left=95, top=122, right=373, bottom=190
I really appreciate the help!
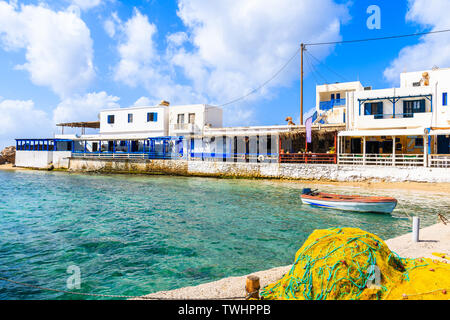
left=0, top=276, right=247, bottom=300
left=438, top=213, right=449, bottom=225
left=398, top=202, right=412, bottom=219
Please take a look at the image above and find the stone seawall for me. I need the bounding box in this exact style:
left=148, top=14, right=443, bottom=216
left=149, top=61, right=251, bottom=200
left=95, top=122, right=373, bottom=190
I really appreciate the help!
left=68, top=158, right=450, bottom=183
left=69, top=158, right=189, bottom=175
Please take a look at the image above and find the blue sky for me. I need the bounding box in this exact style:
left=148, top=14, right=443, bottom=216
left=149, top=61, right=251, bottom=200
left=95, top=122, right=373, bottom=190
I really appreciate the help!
left=0, top=0, right=449, bottom=148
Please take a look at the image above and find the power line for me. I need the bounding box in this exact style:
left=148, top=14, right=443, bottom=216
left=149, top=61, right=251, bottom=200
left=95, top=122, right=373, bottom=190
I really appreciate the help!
left=305, top=28, right=450, bottom=47
left=304, top=53, right=328, bottom=84
left=305, top=50, right=349, bottom=82
left=218, top=46, right=301, bottom=107
left=217, top=28, right=450, bottom=107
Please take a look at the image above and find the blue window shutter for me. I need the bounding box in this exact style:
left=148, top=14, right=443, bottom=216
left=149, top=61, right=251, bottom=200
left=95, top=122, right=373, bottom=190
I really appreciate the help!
left=420, top=99, right=425, bottom=112
left=364, top=103, right=371, bottom=115
left=377, top=102, right=383, bottom=117
left=154, top=113, right=158, bottom=122
left=443, top=92, right=447, bottom=106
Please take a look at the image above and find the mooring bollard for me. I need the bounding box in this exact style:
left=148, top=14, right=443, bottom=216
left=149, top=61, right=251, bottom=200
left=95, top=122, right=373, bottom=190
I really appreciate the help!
left=412, top=216, right=420, bottom=242
left=245, top=275, right=260, bottom=300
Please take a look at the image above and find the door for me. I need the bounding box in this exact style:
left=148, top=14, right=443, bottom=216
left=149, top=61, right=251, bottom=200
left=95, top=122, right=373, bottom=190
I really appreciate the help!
left=366, top=141, right=380, bottom=154
left=351, top=138, right=361, bottom=154
left=437, top=135, right=450, bottom=154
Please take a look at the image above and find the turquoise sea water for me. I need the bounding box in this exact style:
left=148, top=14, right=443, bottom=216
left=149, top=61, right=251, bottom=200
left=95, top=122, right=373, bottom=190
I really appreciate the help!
left=0, top=169, right=449, bottom=300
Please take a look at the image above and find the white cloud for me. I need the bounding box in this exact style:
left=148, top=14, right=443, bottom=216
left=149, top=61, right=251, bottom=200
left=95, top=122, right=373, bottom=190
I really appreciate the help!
left=113, top=9, right=159, bottom=87
left=384, top=0, right=450, bottom=84
left=0, top=1, right=95, bottom=97
left=53, top=91, right=120, bottom=124
left=0, top=99, right=52, bottom=149
left=108, top=1, right=348, bottom=126
left=112, top=9, right=205, bottom=105
left=167, top=31, right=188, bottom=47
left=103, top=11, right=120, bottom=38
left=71, top=0, right=102, bottom=11
left=133, top=96, right=153, bottom=107
left=172, top=0, right=349, bottom=105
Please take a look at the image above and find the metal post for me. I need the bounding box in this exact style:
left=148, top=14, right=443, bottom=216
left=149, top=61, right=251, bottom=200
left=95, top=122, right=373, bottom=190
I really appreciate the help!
left=300, top=43, right=305, bottom=125
left=412, top=217, right=420, bottom=242
left=392, top=136, right=396, bottom=166
left=334, top=132, right=337, bottom=164
left=363, top=136, right=366, bottom=165
left=423, top=135, right=427, bottom=167
left=337, top=135, right=340, bottom=165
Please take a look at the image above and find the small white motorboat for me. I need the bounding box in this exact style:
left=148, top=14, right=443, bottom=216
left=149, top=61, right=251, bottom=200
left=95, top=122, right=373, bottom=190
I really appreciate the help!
left=300, top=189, right=397, bottom=214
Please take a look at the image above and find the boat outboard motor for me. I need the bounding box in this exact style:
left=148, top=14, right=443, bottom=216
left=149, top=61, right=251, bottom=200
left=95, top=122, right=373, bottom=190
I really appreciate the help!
left=302, top=188, right=313, bottom=195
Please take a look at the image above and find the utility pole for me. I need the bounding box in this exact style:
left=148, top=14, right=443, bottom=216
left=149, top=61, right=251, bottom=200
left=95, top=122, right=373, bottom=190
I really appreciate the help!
left=300, top=43, right=305, bottom=125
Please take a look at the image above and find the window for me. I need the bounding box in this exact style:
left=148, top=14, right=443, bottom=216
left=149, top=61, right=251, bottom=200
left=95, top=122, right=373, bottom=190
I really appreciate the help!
left=107, top=115, right=115, bottom=124
left=177, top=113, right=185, bottom=124
left=336, top=93, right=341, bottom=100
left=331, top=94, right=335, bottom=100
left=147, top=112, right=158, bottom=122
left=188, top=113, right=195, bottom=124
left=403, top=99, right=425, bottom=118
left=415, top=137, right=424, bottom=147
left=443, top=92, right=448, bottom=106
left=364, top=102, right=383, bottom=119
left=128, top=113, right=133, bottom=123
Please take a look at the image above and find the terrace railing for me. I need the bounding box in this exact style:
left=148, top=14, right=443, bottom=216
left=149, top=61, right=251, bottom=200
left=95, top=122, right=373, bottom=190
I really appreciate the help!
left=188, top=152, right=279, bottom=163
left=338, top=153, right=424, bottom=166
left=280, top=153, right=336, bottom=164
left=429, top=154, right=450, bottom=168
left=71, top=152, right=177, bottom=160
left=319, top=99, right=346, bottom=111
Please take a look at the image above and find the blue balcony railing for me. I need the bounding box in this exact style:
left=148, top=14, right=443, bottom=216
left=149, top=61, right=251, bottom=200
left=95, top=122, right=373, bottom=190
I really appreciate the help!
left=319, top=99, right=346, bottom=111
left=362, top=112, right=429, bottom=119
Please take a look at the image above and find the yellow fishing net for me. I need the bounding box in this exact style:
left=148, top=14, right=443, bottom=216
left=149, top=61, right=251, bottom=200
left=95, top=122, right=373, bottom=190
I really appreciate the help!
left=260, top=227, right=450, bottom=300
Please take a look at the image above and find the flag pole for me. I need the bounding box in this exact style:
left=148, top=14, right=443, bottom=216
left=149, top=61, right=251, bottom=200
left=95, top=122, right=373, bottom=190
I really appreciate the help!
left=300, top=43, right=305, bottom=125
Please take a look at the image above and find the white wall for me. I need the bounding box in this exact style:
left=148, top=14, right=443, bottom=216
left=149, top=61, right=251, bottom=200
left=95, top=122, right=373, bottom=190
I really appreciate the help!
left=351, top=86, right=434, bottom=130
left=53, top=151, right=72, bottom=168
left=168, top=104, right=223, bottom=136
left=15, top=151, right=53, bottom=168
left=99, top=106, right=168, bottom=137
left=15, top=151, right=72, bottom=169
left=315, top=81, right=364, bottom=125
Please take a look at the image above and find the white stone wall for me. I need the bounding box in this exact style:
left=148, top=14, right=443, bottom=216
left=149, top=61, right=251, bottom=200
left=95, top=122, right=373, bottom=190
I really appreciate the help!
left=15, top=151, right=53, bottom=168
left=52, top=151, right=72, bottom=169
left=68, top=158, right=450, bottom=183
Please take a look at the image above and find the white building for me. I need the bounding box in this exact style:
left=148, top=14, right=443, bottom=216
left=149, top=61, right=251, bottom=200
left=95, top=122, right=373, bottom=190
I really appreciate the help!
left=315, top=81, right=365, bottom=125
left=16, top=102, right=223, bottom=168
left=338, top=67, right=450, bottom=167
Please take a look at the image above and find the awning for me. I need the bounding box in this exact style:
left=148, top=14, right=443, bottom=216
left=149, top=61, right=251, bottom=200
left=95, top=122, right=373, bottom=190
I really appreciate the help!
left=429, top=128, right=450, bottom=136
left=56, top=121, right=100, bottom=129
left=338, top=128, right=428, bottom=137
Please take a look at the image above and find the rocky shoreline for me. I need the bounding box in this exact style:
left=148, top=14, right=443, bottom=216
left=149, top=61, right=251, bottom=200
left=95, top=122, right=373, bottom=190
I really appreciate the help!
left=0, top=146, right=15, bottom=165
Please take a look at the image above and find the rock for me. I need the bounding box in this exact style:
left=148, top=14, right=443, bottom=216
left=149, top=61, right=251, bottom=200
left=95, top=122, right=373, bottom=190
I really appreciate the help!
left=0, top=146, right=16, bottom=164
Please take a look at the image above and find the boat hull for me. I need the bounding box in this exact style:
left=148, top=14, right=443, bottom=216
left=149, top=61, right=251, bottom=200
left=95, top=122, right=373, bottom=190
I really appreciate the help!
left=301, top=196, right=397, bottom=214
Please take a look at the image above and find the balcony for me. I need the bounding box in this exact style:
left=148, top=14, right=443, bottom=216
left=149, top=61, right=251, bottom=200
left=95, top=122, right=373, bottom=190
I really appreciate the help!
left=171, top=123, right=197, bottom=133
left=356, top=112, right=432, bottom=129
left=319, top=99, right=346, bottom=111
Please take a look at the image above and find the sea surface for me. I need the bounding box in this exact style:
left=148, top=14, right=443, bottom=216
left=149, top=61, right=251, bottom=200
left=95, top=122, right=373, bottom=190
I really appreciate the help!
left=0, top=170, right=448, bottom=300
